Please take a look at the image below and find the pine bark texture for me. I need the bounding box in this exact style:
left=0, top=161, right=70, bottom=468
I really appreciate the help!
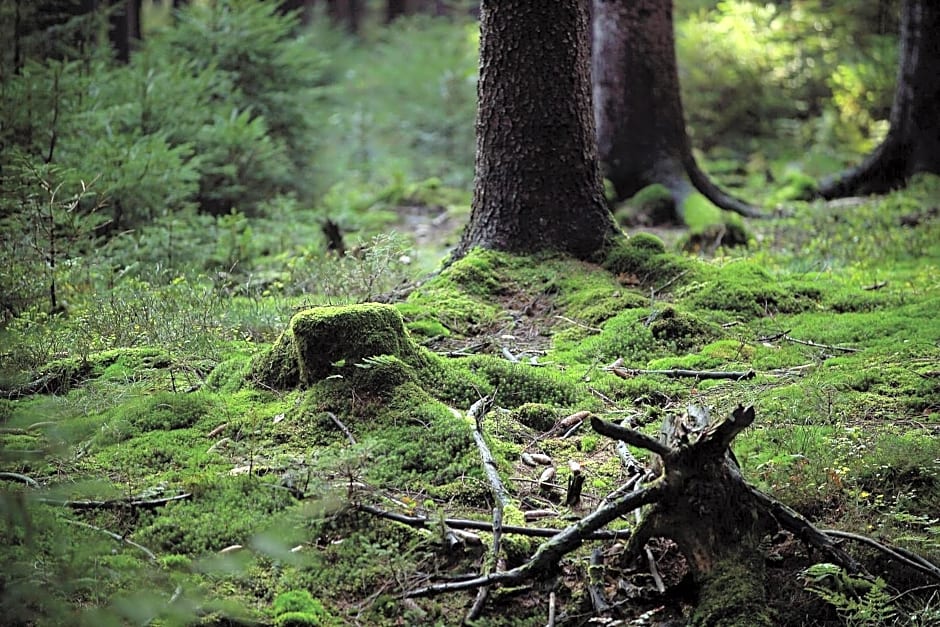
left=819, top=0, right=940, bottom=198
left=592, top=0, right=762, bottom=218
left=455, top=0, right=620, bottom=260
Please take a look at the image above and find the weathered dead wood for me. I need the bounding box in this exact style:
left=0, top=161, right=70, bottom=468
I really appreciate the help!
left=0, top=471, right=39, bottom=487
left=607, top=366, right=756, bottom=380
left=325, top=411, right=357, bottom=445
left=356, top=503, right=633, bottom=541
left=39, top=493, right=193, bottom=510
left=467, top=394, right=505, bottom=622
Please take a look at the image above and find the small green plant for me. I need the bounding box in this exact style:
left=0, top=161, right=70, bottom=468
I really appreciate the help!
left=801, top=563, right=896, bottom=626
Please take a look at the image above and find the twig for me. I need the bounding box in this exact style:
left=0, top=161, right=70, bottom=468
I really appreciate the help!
left=547, top=590, right=557, bottom=627
left=820, top=529, right=940, bottom=581
left=645, top=546, right=665, bottom=593
left=501, top=347, right=520, bottom=363
left=326, top=411, right=356, bottom=445
left=651, top=269, right=689, bottom=296
left=783, top=334, right=859, bottom=353
left=607, top=366, right=755, bottom=381
left=356, top=503, right=634, bottom=541
left=64, top=519, right=156, bottom=561
left=554, top=316, right=601, bottom=333
left=0, top=471, right=39, bottom=487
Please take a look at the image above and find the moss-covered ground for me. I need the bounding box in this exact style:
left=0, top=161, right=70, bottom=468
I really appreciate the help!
left=1, top=175, right=939, bottom=625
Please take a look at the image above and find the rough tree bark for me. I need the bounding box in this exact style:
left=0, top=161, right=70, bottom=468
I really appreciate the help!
left=454, top=0, right=621, bottom=261
left=592, top=0, right=764, bottom=220
left=818, top=0, right=940, bottom=198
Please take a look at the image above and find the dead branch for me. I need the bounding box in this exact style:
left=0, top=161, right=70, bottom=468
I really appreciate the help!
left=325, top=411, right=357, bottom=445
left=39, top=493, right=192, bottom=510
left=64, top=519, right=156, bottom=561
left=356, top=503, right=634, bottom=540
left=783, top=334, right=859, bottom=353
left=607, top=366, right=755, bottom=380
left=468, top=393, right=505, bottom=622
left=589, top=416, right=673, bottom=458
left=0, top=471, right=39, bottom=487
left=820, top=529, right=940, bottom=581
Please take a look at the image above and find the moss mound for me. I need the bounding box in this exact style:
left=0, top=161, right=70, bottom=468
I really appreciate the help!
left=251, top=304, right=425, bottom=389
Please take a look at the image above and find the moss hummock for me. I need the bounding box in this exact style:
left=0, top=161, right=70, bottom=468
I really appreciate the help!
left=251, top=303, right=426, bottom=388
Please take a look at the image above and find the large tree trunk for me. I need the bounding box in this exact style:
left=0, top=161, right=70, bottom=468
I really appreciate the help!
left=819, top=0, right=940, bottom=198
left=454, top=0, right=620, bottom=261
left=592, top=0, right=763, bottom=220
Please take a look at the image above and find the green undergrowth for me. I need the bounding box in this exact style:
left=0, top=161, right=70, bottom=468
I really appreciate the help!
left=3, top=182, right=940, bottom=624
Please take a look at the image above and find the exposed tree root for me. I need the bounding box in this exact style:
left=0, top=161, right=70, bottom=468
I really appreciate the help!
left=389, top=405, right=940, bottom=622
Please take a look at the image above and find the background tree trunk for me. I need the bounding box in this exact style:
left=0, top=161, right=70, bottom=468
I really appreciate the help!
left=328, top=0, right=362, bottom=34
left=819, top=0, right=940, bottom=198
left=278, top=0, right=315, bottom=26
left=455, top=0, right=620, bottom=260
left=108, top=0, right=141, bottom=63
left=592, top=0, right=762, bottom=220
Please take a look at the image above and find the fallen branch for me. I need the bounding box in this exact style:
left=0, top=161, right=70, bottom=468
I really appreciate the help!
left=0, top=471, right=39, bottom=487
left=356, top=504, right=634, bottom=541
left=326, top=411, right=357, bottom=445
left=821, top=529, right=940, bottom=581
left=64, top=519, right=156, bottom=561
left=39, top=493, right=192, bottom=510
left=783, top=334, right=859, bottom=353
left=468, top=393, right=505, bottom=622
left=607, top=366, right=755, bottom=381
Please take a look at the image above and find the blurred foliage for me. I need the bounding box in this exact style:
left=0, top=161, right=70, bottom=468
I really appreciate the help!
left=677, top=0, right=898, bottom=157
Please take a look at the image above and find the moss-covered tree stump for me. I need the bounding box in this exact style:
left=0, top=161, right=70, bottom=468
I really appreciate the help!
left=250, top=303, right=425, bottom=389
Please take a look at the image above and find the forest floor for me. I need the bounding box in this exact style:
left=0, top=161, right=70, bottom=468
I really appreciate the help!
left=1, top=175, right=939, bottom=626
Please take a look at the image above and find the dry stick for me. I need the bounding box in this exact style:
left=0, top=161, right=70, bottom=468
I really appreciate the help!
left=467, top=394, right=506, bottom=623
left=783, top=334, right=859, bottom=353
left=0, top=471, right=39, bottom=487
left=39, top=493, right=192, bottom=510
left=325, top=411, right=356, bottom=445
left=64, top=519, right=156, bottom=561
left=357, top=504, right=632, bottom=540
left=589, top=416, right=673, bottom=459
left=645, top=546, right=665, bottom=593
left=607, top=366, right=755, bottom=381
left=405, top=484, right=663, bottom=598
left=820, top=529, right=940, bottom=581
left=547, top=590, right=557, bottom=627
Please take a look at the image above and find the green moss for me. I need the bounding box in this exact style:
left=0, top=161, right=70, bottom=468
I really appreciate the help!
left=615, top=184, right=675, bottom=224
left=205, top=354, right=253, bottom=393
left=602, top=233, right=695, bottom=287
left=692, top=552, right=774, bottom=626
left=249, top=329, right=300, bottom=390
left=509, top=403, right=560, bottom=432
left=685, top=262, right=822, bottom=317
left=273, top=590, right=336, bottom=626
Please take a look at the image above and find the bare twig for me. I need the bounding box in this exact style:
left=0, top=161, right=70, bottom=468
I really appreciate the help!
left=64, top=519, right=156, bottom=561
left=326, top=411, right=357, bottom=445
left=547, top=590, right=557, bottom=627
left=783, top=335, right=859, bottom=353
left=645, top=546, right=665, bottom=593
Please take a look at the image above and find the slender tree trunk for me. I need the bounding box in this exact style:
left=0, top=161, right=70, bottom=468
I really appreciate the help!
left=819, top=0, right=940, bottom=198
left=328, top=0, right=362, bottom=34
left=109, top=0, right=141, bottom=63
left=454, top=0, right=620, bottom=260
left=592, top=0, right=763, bottom=220
left=278, top=0, right=315, bottom=26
